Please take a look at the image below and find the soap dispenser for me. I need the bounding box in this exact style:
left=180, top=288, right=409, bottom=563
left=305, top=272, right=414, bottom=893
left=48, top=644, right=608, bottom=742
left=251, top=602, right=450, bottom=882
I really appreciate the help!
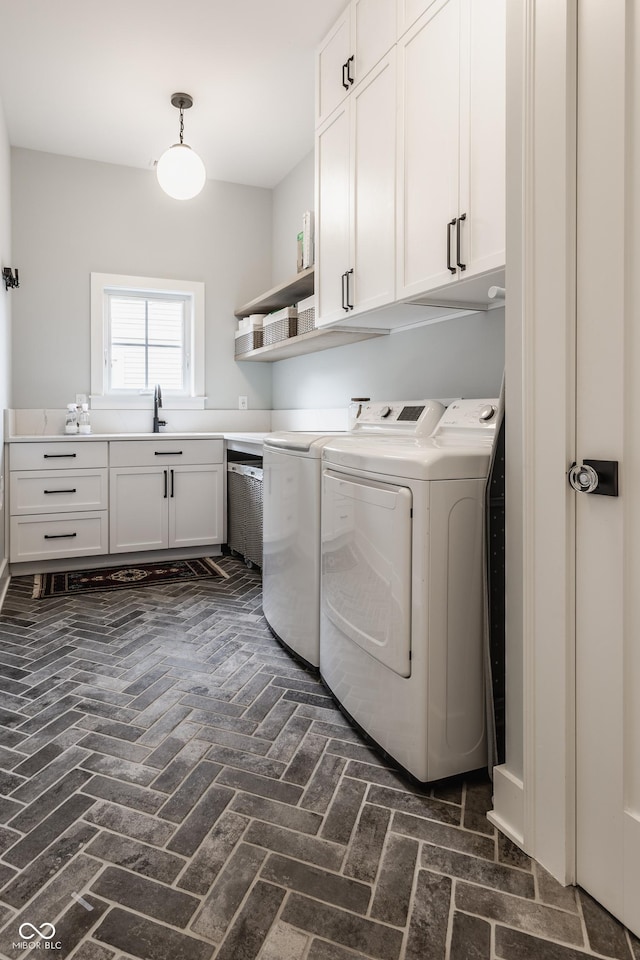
left=64, top=404, right=78, bottom=434
left=78, top=403, right=91, bottom=435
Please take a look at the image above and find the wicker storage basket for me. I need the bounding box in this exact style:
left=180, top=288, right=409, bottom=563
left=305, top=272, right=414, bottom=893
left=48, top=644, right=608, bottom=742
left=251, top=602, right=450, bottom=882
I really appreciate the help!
left=263, top=307, right=298, bottom=346
left=296, top=295, right=316, bottom=335
left=234, top=329, right=263, bottom=356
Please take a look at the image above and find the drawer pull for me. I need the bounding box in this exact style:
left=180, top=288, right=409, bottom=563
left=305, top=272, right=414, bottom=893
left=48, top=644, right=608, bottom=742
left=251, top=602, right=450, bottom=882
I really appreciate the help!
left=155, top=451, right=183, bottom=456
left=44, top=488, right=77, bottom=495
left=44, top=532, right=77, bottom=540
left=44, top=453, right=77, bottom=459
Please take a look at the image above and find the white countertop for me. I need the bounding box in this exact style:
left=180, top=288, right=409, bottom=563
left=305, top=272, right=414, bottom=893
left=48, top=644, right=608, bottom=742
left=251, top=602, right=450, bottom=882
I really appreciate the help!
left=6, top=432, right=271, bottom=451
left=7, top=432, right=225, bottom=442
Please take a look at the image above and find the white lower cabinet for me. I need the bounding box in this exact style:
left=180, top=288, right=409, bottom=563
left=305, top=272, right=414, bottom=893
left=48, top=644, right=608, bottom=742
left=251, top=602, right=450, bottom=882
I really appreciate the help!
left=109, top=463, right=224, bottom=553
left=109, top=439, right=224, bottom=554
left=8, top=441, right=109, bottom=563
left=10, top=512, right=108, bottom=563
left=8, top=437, right=225, bottom=564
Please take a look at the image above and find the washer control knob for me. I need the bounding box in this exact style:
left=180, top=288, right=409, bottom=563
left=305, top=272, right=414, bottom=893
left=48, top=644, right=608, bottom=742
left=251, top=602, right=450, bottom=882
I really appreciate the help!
left=380, top=405, right=392, bottom=418
left=479, top=405, right=496, bottom=422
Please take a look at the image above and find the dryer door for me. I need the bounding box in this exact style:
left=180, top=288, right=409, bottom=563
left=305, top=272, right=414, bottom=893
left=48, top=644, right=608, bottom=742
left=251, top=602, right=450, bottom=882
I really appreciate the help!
left=322, top=469, right=413, bottom=677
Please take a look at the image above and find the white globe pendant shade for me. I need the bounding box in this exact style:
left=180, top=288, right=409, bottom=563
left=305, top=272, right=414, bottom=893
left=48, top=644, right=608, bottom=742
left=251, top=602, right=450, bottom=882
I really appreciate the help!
left=156, top=143, right=206, bottom=200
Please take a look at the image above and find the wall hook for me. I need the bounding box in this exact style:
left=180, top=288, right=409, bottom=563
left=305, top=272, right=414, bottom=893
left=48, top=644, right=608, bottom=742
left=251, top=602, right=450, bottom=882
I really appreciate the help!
left=2, top=268, right=19, bottom=291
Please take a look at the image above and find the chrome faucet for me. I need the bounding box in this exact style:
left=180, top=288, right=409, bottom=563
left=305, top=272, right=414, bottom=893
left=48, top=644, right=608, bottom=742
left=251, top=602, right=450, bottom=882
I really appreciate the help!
left=152, top=384, right=166, bottom=433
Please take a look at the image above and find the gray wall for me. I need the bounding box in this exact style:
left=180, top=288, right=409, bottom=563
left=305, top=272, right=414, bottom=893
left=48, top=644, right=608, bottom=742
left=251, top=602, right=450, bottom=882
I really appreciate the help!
left=11, top=148, right=274, bottom=410
left=272, top=151, right=314, bottom=287
left=272, top=310, right=505, bottom=408
left=0, top=99, right=11, bottom=563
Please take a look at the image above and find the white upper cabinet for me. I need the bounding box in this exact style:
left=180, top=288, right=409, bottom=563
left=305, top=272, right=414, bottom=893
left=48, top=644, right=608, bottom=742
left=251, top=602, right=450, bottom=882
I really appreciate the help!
left=457, top=0, right=506, bottom=280
left=316, top=8, right=351, bottom=126
left=397, top=0, right=461, bottom=299
left=316, top=103, right=351, bottom=324
left=316, top=50, right=397, bottom=326
left=350, top=49, right=397, bottom=316
left=314, top=0, right=505, bottom=328
left=316, top=0, right=396, bottom=128
left=396, top=0, right=440, bottom=38
left=396, top=0, right=505, bottom=300
left=354, top=0, right=397, bottom=83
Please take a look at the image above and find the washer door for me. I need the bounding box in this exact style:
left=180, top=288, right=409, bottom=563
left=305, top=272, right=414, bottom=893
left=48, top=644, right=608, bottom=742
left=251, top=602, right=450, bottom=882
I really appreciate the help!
left=322, top=469, right=413, bottom=677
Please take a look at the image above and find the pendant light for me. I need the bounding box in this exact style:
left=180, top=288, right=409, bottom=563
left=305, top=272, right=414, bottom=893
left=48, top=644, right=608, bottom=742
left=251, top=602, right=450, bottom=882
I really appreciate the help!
left=156, top=93, right=206, bottom=200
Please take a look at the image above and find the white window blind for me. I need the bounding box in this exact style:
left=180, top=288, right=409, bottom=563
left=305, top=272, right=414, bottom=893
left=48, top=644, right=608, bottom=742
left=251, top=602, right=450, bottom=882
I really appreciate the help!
left=108, top=293, right=188, bottom=392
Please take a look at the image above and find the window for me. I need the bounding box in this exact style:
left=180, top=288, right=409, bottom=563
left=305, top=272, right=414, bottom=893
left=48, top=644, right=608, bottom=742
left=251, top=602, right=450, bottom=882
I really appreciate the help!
left=91, top=273, right=205, bottom=409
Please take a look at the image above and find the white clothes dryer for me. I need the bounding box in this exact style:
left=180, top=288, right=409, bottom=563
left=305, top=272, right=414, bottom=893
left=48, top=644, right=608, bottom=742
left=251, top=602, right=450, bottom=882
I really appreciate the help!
left=320, top=398, right=499, bottom=783
left=262, top=432, right=345, bottom=669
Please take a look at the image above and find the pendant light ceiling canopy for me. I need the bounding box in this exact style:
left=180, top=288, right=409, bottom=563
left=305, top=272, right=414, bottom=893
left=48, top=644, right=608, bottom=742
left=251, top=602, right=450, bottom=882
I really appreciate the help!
left=156, top=93, right=206, bottom=200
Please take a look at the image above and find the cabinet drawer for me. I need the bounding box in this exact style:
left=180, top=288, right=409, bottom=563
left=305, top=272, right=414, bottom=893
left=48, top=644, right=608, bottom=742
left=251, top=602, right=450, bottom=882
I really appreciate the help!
left=109, top=439, right=223, bottom=467
left=10, top=512, right=108, bottom=563
left=10, top=470, right=108, bottom=516
left=10, top=441, right=108, bottom=471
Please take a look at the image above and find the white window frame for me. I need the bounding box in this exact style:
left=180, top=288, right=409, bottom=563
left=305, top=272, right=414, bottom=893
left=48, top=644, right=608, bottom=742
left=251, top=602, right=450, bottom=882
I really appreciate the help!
left=90, top=272, right=206, bottom=409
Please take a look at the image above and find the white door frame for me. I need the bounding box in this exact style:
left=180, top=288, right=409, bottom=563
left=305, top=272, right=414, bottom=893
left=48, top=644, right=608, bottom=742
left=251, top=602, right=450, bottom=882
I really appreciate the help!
left=489, top=0, right=578, bottom=884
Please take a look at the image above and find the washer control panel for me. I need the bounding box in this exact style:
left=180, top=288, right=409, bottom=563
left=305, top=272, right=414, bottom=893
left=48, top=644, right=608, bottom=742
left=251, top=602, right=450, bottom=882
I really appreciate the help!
left=433, top=399, right=500, bottom=438
left=351, top=399, right=445, bottom=435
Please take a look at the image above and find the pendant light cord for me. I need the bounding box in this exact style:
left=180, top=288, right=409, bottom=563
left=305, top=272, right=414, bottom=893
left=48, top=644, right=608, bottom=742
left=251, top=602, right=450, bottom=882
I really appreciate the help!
left=179, top=104, right=184, bottom=144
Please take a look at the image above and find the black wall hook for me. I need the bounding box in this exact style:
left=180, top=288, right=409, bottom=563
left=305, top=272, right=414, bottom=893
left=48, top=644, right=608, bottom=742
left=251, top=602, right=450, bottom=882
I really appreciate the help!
left=2, top=268, right=19, bottom=291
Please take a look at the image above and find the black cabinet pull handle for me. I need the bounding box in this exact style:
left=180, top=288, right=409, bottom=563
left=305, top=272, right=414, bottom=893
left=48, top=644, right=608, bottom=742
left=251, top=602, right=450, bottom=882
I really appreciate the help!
left=171, top=469, right=175, bottom=498
left=456, top=213, right=466, bottom=271
left=44, top=488, right=77, bottom=495
left=346, top=268, right=354, bottom=310
left=447, top=218, right=457, bottom=274
left=346, top=55, right=354, bottom=86
left=44, top=453, right=76, bottom=459
left=155, top=450, right=182, bottom=456
left=163, top=470, right=168, bottom=499
left=341, top=271, right=349, bottom=312
left=342, top=61, right=349, bottom=91
left=44, top=532, right=77, bottom=540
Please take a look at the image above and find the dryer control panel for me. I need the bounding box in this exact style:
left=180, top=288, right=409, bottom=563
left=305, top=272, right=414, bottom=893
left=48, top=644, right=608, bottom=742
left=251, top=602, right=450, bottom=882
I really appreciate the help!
left=351, top=399, right=445, bottom=436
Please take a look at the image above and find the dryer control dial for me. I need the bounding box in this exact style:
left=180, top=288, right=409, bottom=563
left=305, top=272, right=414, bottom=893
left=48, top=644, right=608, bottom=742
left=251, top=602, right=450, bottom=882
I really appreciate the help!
left=479, top=405, right=497, bottom=422
left=380, top=405, right=392, bottom=418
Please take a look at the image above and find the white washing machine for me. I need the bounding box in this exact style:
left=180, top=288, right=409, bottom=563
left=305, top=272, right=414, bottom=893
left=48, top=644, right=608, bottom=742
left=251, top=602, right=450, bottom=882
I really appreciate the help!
left=262, top=400, right=445, bottom=669
left=262, top=432, right=345, bottom=668
left=320, top=398, right=499, bottom=783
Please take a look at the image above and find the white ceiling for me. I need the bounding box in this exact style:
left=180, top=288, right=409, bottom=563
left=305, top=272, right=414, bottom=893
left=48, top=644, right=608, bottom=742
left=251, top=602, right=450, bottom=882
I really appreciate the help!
left=0, top=0, right=346, bottom=189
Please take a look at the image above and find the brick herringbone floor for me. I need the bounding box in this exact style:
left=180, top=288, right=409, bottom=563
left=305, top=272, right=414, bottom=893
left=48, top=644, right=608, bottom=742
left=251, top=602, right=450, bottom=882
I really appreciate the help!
left=0, top=556, right=636, bottom=960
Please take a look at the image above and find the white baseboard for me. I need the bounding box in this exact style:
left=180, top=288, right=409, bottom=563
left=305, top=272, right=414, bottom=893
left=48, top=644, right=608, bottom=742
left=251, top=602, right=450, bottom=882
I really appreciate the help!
left=0, top=558, right=10, bottom=613
left=487, top=763, right=525, bottom=850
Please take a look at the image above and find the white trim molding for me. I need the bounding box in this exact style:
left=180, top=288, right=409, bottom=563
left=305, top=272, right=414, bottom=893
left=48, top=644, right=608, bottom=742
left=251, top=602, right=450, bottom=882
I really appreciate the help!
left=496, top=0, right=577, bottom=886
left=0, top=558, right=11, bottom=613
left=90, top=272, right=206, bottom=408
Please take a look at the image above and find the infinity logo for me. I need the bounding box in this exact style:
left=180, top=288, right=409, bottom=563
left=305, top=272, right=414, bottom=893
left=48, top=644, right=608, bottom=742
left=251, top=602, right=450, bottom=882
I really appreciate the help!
left=18, top=922, right=56, bottom=940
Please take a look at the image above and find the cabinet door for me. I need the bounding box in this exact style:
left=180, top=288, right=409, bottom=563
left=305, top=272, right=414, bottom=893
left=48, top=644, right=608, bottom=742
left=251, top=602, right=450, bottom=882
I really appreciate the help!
left=457, top=0, right=506, bottom=279
left=110, top=467, right=168, bottom=553
left=351, top=49, right=397, bottom=316
left=316, top=7, right=352, bottom=127
left=315, top=101, right=351, bottom=326
left=397, top=0, right=441, bottom=38
left=169, top=465, right=223, bottom=548
left=354, top=0, right=396, bottom=82
left=396, top=0, right=461, bottom=300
